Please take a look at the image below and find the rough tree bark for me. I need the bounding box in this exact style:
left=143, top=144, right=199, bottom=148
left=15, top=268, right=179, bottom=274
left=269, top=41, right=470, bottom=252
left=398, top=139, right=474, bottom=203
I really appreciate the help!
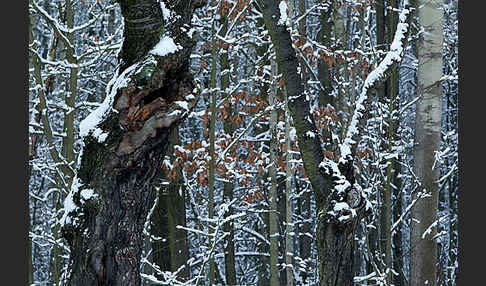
left=410, top=0, right=443, bottom=285
left=60, top=1, right=206, bottom=285
left=259, top=1, right=361, bottom=285
left=258, top=0, right=412, bottom=285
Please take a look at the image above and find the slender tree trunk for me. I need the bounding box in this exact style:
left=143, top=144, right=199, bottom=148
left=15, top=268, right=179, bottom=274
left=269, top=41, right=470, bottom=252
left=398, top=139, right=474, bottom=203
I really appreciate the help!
left=254, top=18, right=271, bottom=284
left=61, top=1, right=205, bottom=285
left=208, top=4, right=217, bottom=283
left=377, top=1, right=399, bottom=283
left=410, top=0, right=443, bottom=285
left=296, top=2, right=313, bottom=279
left=166, top=134, right=190, bottom=280
left=269, top=59, right=280, bottom=286
left=219, top=10, right=237, bottom=285
left=384, top=1, right=405, bottom=285
left=51, top=2, right=78, bottom=284
left=151, top=126, right=189, bottom=282
left=333, top=0, right=347, bottom=120
left=317, top=0, right=334, bottom=107
left=392, top=174, right=405, bottom=286
left=285, top=86, right=293, bottom=286
left=150, top=188, right=171, bottom=278
left=28, top=203, right=34, bottom=286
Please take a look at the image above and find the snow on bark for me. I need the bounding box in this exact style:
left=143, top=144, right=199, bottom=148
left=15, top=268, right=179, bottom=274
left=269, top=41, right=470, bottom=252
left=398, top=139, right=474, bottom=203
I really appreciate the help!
left=339, top=1, right=411, bottom=162
left=78, top=63, right=139, bottom=140
left=278, top=1, right=290, bottom=27
left=150, top=36, right=182, bottom=57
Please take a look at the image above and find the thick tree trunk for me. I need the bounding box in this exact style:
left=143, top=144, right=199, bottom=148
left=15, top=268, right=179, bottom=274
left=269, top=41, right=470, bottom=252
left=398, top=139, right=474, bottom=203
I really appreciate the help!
left=410, top=0, right=443, bottom=285
left=316, top=214, right=359, bottom=286
left=61, top=1, right=205, bottom=285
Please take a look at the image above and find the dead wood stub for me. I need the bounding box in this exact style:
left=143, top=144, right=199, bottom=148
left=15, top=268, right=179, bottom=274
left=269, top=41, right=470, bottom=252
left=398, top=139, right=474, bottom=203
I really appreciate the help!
left=114, top=68, right=197, bottom=157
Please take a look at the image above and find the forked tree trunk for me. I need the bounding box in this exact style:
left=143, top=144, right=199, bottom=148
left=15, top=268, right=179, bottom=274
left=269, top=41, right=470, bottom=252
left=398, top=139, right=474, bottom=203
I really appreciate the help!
left=61, top=1, right=206, bottom=285
left=259, top=1, right=360, bottom=285
left=259, top=0, right=412, bottom=285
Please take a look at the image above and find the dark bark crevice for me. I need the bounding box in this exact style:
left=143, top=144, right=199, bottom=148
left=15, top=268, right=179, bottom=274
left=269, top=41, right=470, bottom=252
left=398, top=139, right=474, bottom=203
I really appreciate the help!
left=61, top=1, right=206, bottom=285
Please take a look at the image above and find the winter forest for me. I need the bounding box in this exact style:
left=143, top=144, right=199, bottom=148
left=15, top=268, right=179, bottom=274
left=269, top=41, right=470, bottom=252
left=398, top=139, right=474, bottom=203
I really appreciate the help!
left=28, top=0, right=458, bottom=285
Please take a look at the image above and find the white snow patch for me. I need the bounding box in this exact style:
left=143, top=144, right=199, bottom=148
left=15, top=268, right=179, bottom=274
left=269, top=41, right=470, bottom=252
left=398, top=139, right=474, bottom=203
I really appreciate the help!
left=150, top=36, right=182, bottom=57
left=278, top=1, right=290, bottom=26
left=159, top=1, right=172, bottom=22
left=92, top=128, right=109, bottom=143
left=174, top=100, right=189, bottom=111
left=80, top=189, right=97, bottom=201
left=79, top=64, right=139, bottom=139
left=305, top=131, right=315, bottom=138
left=334, top=202, right=350, bottom=212
left=60, top=176, right=82, bottom=227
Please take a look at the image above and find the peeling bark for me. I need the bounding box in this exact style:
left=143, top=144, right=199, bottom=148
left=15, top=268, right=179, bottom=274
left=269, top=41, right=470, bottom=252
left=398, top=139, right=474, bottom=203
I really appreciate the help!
left=61, top=1, right=206, bottom=285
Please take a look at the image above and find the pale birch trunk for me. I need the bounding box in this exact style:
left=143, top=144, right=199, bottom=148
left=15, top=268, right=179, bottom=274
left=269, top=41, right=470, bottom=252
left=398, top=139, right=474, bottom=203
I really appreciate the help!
left=410, top=0, right=443, bottom=285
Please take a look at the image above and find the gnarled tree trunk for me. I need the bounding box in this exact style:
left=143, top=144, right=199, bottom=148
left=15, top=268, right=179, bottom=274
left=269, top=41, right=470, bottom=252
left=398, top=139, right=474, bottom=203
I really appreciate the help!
left=60, top=1, right=206, bottom=285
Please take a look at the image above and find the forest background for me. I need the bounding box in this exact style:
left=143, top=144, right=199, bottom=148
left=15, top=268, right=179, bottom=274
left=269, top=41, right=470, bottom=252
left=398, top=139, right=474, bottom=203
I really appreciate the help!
left=27, top=0, right=461, bottom=285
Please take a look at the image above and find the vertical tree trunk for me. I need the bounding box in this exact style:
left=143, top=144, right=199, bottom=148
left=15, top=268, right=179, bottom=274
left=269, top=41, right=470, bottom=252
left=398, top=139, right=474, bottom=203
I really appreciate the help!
left=166, top=137, right=190, bottom=280
left=220, top=13, right=237, bottom=286
left=150, top=188, right=172, bottom=278
left=317, top=0, right=334, bottom=106
left=151, top=126, right=189, bottom=282
left=410, top=0, right=443, bottom=285
left=254, top=17, right=271, bottom=284
left=377, top=1, right=399, bottom=283
left=297, top=1, right=313, bottom=279
left=285, top=86, right=294, bottom=286
left=385, top=1, right=405, bottom=285
left=208, top=2, right=218, bottom=283
left=51, top=2, right=78, bottom=284
left=269, top=59, right=280, bottom=286
left=61, top=1, right=205, bottom=285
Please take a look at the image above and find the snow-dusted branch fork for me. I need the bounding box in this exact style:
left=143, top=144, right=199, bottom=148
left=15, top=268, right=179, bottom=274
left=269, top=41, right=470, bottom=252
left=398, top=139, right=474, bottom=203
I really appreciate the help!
left=59, top=1, right=207, bottom=285
left=339, top=1, right=413, bottom=163
left=321, top=0, right=413, bottom=222
left=259, top=0, right=413, bottom=285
